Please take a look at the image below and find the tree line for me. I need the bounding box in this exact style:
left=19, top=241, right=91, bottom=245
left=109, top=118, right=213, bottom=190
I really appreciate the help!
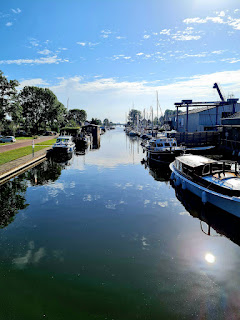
left=0, top=70, right=90, bottom=135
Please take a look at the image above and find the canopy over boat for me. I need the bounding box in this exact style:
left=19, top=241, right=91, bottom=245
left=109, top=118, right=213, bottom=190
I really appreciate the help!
left=175, top=155, right=216, bottom=168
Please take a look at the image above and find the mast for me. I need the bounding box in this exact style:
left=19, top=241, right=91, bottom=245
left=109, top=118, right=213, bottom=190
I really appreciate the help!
left=156, top=91, right=159, bottom=126
left=151, top=106, right=153, bottom=136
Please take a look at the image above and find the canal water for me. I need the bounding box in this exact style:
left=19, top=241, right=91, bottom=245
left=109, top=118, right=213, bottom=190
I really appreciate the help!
left=1, top=127, right=240, bottom=319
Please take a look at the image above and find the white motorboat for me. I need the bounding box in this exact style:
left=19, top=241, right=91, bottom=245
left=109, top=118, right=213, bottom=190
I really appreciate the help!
left=144, top=136, right=184, bottom=164
left=52, top=136, right=75, bottom=153
left=170, top=154, right=240, bottom=217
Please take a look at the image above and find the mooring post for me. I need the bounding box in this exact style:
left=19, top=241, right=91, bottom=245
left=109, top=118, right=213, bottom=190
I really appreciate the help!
left=32, top=139, right=35, bottom=157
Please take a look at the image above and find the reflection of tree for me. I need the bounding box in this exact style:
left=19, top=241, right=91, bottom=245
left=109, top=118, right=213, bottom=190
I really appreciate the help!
left=0, top=176, right=29, bottom=228
left=0, top=158, right=67, bottom=228
left=26, top=159, right=65, bottom=186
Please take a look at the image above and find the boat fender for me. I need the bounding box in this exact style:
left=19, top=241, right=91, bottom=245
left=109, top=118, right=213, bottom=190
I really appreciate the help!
left=175, top=177, right=181, bottom=187
left=170, top=172, right=175, bottom=180
left=182, top=180, right=186, bottom=190
left=232, top=150, right=235, bottom=156
left=202, top=191, right=207, bottom=204
left=238, top=151, right=240, bottom=158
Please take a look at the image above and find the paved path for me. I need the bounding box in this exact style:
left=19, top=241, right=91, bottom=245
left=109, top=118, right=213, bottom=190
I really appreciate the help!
left=0, top=135, right=57, bottom=153
left=0, top=147, right=51, bottom=178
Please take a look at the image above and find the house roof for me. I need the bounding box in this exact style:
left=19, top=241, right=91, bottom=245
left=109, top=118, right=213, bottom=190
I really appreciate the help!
left=178, top=105, right=216, bottom=116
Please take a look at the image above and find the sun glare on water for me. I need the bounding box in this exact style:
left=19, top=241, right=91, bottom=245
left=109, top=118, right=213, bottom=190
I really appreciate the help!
left=205, top=253, right=216, bottom=264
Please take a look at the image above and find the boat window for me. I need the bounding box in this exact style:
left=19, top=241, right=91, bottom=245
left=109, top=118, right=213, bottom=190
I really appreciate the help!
left=202, top=164, right=210, bottom=175
left=172, top=142, right=176, bottom=146
left=165, top=143, right=170, bottom=147
left=157, top=143, right=163, bottom=147
left=150, top=142, right=156, bottom=147
left=179, top=162, right=182, bottom=172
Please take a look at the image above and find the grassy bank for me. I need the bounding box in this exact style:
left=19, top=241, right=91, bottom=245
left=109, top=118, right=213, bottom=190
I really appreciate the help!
left=0, top=139, right=57, bottom=166
left=35, top=139, right=56, bottom=146
left=0, top=145, right=53, bottom=166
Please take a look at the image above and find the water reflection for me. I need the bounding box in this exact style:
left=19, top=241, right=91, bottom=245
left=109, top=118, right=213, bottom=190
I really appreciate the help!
left=141, top=161, right=171, bottom=183
left=0, top=158, right=70, bottom=227
left=27, top=157, right=69, bottom=186
left=0, top=176, right=29, bottom=228
left=73, top=128, right=144, bottom=168
left=173, top=185, right=240, bottom=247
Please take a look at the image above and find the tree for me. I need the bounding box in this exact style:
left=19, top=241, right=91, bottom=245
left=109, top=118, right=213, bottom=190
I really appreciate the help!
left=20, top=86, right=67, bottom=133
left=0, top=70, right=20, bottom=132
left=128, top=109, right=142, bottom=125
left=90, top=118, right=102, bottom=125
left=68, top=109, right=87, bottom=125
left=103, top=118, right=110, bottom=127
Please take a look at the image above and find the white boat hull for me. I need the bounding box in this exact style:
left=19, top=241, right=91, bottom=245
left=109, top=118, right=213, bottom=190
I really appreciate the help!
left=170, top=163, right=240, bottom=217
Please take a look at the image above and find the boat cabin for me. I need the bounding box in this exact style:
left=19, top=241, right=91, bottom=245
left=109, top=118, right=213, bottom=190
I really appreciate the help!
left=174, top=155, right=239, bottom=178
left=149, top=138, right=177, bottom=149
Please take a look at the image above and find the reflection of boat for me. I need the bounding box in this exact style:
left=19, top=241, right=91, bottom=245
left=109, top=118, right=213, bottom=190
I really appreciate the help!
left=52, top=136, right=75, bottom=153
left=141, top=160, right=171, bottom=182
left=170, top=154, right=240, bottom=216
left=173, top=185, right=240, bottom=247
left=144, top=136, right=184, bottom=164
left=48, top=151, right=73, bottom=163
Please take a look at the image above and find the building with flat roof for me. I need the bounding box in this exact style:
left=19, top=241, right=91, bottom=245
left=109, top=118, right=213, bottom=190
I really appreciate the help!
left=174, top=99, right=240, bottom=132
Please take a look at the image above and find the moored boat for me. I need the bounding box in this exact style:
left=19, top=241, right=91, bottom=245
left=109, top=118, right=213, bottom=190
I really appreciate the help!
left=170, top=154, right=240, bottom=217
left=144, top=136, right=184, bottom=164
left=52, top=136, right=75, bottom=153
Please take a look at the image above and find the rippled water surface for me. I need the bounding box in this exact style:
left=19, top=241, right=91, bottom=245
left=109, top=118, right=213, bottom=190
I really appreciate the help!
left=1, top=127, right=240, bottom=320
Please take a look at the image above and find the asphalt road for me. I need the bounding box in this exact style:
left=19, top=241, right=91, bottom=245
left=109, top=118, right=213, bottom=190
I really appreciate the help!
left=0, top=135, right=57, bottom=153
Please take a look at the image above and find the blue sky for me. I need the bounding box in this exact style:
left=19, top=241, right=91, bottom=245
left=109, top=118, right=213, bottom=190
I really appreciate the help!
left=1, top=0, right=240, bottom=122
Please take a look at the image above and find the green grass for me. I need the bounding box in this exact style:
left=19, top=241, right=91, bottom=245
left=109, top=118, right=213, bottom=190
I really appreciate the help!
left=35, top=139, right=56, bottom=146
left=16, top=137, right=34, bottom=140
left=0, top=145, right=50, bottom=166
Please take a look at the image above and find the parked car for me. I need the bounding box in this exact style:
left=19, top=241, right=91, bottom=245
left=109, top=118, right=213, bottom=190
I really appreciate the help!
left=0, top=136, right=16, bottom=143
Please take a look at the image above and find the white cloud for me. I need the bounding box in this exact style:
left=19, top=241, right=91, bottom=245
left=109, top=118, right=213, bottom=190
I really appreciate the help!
left=172, top=34, right=201, bottom=41
left=211, top=50, right=225, bottom=54
left=20, top=78, right=49, bottom=87
left=178, top=53, right=207, bottom=59
left=221, top=58, right=240, bottom=64
left=0, top=55, right=67, bottom=65
left=6, top=22, right=13, bottom=27
left=116, top=36, right=125, bottom=39
left=38, top=49, right=51, bottom=55
left=88, top=42, right=99, bottom=47
left=234, top=9, right=239, bottom=13
left=29, top=38, right=39, bottom=47
left=136, top=52, right=144, bottom=56
left=143, top=34, right=150, bottom=39
left=76, top=42, right=86, bottom=46
left=101, top=30, right=112, bottom=38
left=48, top=69, right=240, bottom=122
left=183, top=17, right=207, bottom=24
left=160, top=29, right=171, bottom=35
left=183, top=13, right=240, bottom=31
left=11, top=8, right=21, bottom=14
left=218, top=11, right=225, bottom=17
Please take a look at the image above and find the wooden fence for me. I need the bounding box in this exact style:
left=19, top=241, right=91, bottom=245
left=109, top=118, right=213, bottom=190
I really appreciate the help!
left=175, top=131, right=220, bottom=147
